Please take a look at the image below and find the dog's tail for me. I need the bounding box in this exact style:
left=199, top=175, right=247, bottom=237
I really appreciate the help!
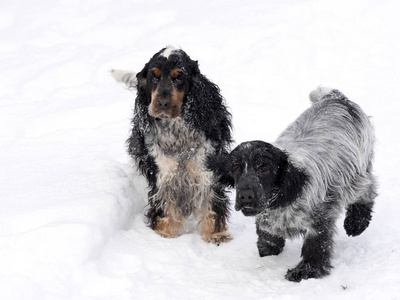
left=309, top=86, right=335, bottom=104
left=111, top=69, right=137, bottom=89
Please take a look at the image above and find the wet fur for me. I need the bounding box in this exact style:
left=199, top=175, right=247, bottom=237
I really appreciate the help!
left=115, top=47, right=233, bottom=244
left=227, top=87, right=377, bottom=281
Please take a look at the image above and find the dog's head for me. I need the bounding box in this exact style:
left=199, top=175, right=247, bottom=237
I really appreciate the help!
left=227, top=141, right=307, bottom=216
left=135, top=47, right=200, bottom=119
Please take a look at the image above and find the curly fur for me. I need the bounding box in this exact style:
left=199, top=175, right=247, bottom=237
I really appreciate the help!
left=226, top=87, right=377, bottom=281
left=113, top=47, right=233, bottom=244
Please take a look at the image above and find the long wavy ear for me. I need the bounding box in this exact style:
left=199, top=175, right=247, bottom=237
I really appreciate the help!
left=127, top=62, right=153, bottom=161
left=270, top=152, right=308, bottom=208
left=206, top=151, right=235, bottom=187
left=183, top=66, right=232, bottom=153
left=135, top=62, right=150, bottom=106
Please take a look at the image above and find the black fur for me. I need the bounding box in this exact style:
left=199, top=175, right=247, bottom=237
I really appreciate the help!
left=228, top=141, right=308, bottom=216
left=344, top=202, right=374, bottom=237
left=256, top=223, right=285, bottom=257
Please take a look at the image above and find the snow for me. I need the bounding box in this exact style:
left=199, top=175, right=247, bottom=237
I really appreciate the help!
left=1, top=0, right=399, bottom=299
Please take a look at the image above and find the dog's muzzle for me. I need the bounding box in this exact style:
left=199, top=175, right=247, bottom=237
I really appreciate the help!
left=157, top=98, right=171, bottom=110
left=236, top=188, right=260, bottom=216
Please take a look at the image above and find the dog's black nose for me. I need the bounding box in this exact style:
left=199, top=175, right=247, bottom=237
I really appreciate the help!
left=157, top=98, right=171, bottom=109
left=238, top=189, right=255, bottom=203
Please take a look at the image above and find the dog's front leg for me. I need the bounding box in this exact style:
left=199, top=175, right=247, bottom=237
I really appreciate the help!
left=256, top=224, right=285, bottom=257
left=153, top=204, right=185, bottom=239
left=154, top=216, right=183, bottom=238
left=199, top=205, right=232, bottom=245
left=285, top=223, right=334, bottom=282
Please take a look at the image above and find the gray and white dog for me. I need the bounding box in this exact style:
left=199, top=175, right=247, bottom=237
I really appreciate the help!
left=227, top=87, right=377, bottom=281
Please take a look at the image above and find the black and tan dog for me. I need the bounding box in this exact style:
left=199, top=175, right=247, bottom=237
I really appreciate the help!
left=113, top=47, right=233, bottom=244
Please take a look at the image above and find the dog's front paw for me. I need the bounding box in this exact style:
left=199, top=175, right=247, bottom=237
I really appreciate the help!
left=155, top=229, right=181, bottom=238
left=344, top=203, right=372, bottom=237
left=258, top=243, right=283, bottom=257
left=199, top=211, right=232, bottom=245
left=285, top=260, right=331, bottom=282
left=154, top=216, right=183, bottom=238
left=202, top=231, right=233, bottom=245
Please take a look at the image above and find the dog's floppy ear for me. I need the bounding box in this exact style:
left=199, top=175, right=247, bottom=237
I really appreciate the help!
left=184, top=63, right=232, bottom=149
left=206, top=152, right=235, bottom=188
left=136, top=62, right=149, bottom=91
left=221, top=152, right=236, bottom=188
left=133, top=62, right=152, bottom=106
left=270, top=151, right=308, bottom=208
left=191, top=60, right=201, bottom=80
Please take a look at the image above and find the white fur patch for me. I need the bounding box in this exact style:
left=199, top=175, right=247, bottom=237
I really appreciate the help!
left=160, top=47, right=176, bottom=59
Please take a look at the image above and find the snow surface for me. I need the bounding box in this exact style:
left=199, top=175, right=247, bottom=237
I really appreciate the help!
left=1, top=0, right=400, bottom=299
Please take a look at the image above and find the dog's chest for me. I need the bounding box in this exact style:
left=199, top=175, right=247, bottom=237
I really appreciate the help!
left=147, top=118, right=214, bottom=216
left=256, top=206, right=310, bottom=238
left=150, top=118, right=208, bottom=157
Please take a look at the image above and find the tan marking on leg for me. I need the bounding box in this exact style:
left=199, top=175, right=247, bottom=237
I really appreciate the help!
left=154, top=203, right=186, bottom=238
left=199, top=206, right=232, bottom=245
left=154, top=215, right=184, bottom=238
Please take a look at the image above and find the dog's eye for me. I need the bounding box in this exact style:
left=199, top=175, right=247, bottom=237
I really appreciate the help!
left=174, top=75, right=183, bottom=84
left=233, top=166, right=241, bottom=174
left=258, top=167, right=269, bottom=175
left=152, top=76, right=159, bottom=83
left=174, top=78, right=183, bottom=84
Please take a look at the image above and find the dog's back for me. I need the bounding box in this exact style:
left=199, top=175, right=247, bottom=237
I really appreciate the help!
left=229, top=87, right=377, bottom=281
left=275, top=87, right=376, bottom=209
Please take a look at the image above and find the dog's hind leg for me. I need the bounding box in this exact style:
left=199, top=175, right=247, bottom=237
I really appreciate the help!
left=256, top=224, right=285, bottom=257
left=344, top=175, right=377, bottom=236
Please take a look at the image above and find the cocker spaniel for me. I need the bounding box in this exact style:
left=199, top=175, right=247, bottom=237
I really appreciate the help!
left=113, top=47, right=233, bottom=244
left=226, top=87, right=377, bottom=281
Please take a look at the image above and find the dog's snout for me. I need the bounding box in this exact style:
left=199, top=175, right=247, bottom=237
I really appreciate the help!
left=238, top=189, right=255, bottom=203
left=157, top=98, right=171, bottom=109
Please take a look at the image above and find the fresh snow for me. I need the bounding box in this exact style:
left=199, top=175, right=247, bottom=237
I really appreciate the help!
left=1, top=0, right=400, bottom=299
